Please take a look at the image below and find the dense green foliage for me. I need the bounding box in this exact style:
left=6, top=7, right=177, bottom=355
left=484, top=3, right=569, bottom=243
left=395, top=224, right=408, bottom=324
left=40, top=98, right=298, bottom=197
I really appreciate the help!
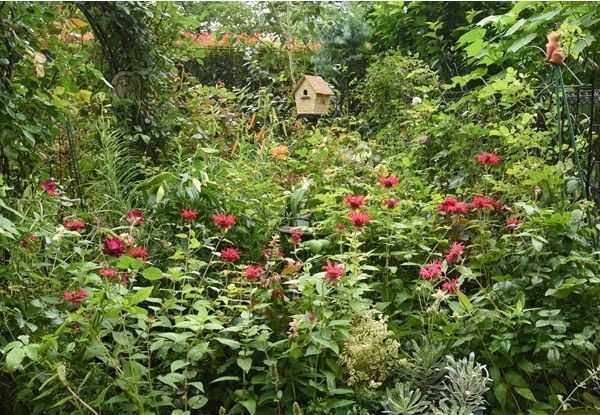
left=2, top=2, right=600, bottom=415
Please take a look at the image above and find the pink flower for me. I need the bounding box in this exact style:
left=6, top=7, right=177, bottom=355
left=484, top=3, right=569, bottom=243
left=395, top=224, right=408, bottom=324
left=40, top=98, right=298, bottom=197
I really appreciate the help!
left=221, top=247, right=240, bottom=263
left=290, top=229, right=303, bottom=244
left=445, top=242, right=464, bottom=263
left=383, top=198, right=400, bottom=209
left=470, top=196, right=500, bottom=211
left=99, top=268, right=118, bottom=279
left=322, top=260, right=345, bottom=284
left=128, top=246, right=148, bottom=260
left=181, top=209, right=198, bottom=223
left=476, top=152, right=501, bottom=165
left=64, top=289, right=87, bottom=304
left=64, top=220, right=86, bottom=232
left=378, top=175, right=400, bottom=188
left=307, top=312, right=318, bottom=324
left=244, top=265, right=263, bottom=281
left=125, top=210, right=144, bottom=227
left=20, top=234, right=38, bottom=247
left=103, top=237, right=125, bottom=257
left=213, top=213, right=237, bottom=230
left=506, top=217, right=524, bottom=228
left=438, top=197, right=468, bottom=214
left=348, top=211, right=370, bottom=228
left=419, top=261, right=443, bottom=280
left=121, top=272, right=130, bottom=284
left=345, top=195, right=366, bottom=209
left=41, top=179, right=58, bottom=196
left=336, top=224, right=346, bottom=233
left=441, top=278, right=459, bottom=293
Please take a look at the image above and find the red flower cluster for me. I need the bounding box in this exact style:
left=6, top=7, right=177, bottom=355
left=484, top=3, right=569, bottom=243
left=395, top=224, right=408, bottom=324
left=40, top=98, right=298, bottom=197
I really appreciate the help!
left=103, top=237, right=125, bottom=257
left=181, top=209, right=198, bottom=223
left=438, top=197, right=468, bottom=214
left=470, top=196, right=499, bottom=211
left=345, top=195, right=366, bottom=209
left=128, top=246, right=148, bottom=260
left=349, top=211, right=370, bottom=228
left=213, top=213, right=237, bottom=230
left=506, top=217, right=524, bottom=228
left=476, top=152, right=501, bottom=165
left=221, top=247, right=240, bottom=263
left=41, top=179, right=58, bottom=196
left=383, top=198, right=400, bottom=209
left=378, top=175, right=400, bottom=188
left=419, top=261, right=443, bottom=280
left=290, top=229, right=303, bottom=244
left=64, top=289, right=87, bottom=304
left=64, top=219, right=86, bottom=232
left=445, top=242, right=464, bottom=263
left=244, top=265, right=263, bottom=281
left=125, top=210, right=144, bottom=227
left=99, top=268, right=118, bottom=279
left=322, top=260, right=345, bottom=284
left=441, top=278, right=459, bottom=293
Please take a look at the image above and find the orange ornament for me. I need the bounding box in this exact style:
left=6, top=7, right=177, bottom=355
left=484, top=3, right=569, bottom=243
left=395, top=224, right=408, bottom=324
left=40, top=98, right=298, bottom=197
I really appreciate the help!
left=545, top=32, right=565, bottom=65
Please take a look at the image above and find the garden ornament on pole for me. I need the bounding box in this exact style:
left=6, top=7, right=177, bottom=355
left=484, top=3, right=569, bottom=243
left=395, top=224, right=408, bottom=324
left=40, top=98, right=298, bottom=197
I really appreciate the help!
left=546, top=32, right=588, bottom=201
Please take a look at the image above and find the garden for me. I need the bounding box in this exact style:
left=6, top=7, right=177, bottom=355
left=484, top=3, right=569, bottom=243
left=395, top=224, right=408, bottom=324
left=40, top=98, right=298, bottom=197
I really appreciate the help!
left=1, top=2, right=600, bottom=415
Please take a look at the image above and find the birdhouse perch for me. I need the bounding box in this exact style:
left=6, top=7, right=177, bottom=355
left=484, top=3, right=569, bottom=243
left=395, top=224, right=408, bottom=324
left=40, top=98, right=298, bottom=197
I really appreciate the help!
left=292, top=75, right=334, bottom=119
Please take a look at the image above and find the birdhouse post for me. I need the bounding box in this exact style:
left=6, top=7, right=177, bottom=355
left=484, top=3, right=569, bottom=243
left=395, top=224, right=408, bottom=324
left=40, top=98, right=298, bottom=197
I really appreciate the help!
left=292, top=75, right=334, bottom=120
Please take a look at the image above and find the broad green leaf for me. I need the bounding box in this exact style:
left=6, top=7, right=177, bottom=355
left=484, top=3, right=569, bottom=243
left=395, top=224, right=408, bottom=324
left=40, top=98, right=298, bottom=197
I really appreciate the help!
left=507, top=33, right=537, bottom=53
left=142, top=267, right=163, bottom=281
left=127, top=286, right=153, bottom=306
left=237, top=357, right=252, bottom=373
left=6, top=347, right=25, bottom=370
left=515, top=386, right=536, bottom=401
left=457, top=290, right=473, bottom=312
left=240, top=399, right=256, bottom=415
left=215, top=338, right=240, bottom=349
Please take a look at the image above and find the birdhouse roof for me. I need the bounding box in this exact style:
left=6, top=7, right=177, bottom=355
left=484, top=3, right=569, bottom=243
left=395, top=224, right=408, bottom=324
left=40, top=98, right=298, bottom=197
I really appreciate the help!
left=293, top=75, right=334, bottom=96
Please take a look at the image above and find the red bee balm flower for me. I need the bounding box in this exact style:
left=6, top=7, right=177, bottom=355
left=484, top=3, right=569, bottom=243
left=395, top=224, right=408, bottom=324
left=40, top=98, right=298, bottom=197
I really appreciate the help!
left=128, top=246, right=148, bottom=260
left=419, top=261, right=443, bottom=280
left=322, top=260, right=345, bottom=284
left=99, top=268, right=118, bottom=279
left=383, top=198, right=400, bottom=209
left=442, top=278, right=459, bottom=293
left=345, top=195, right=366, bottom=209
left=438, top=197, right=468, bottom=214
left=290, top=229, right=303, bottom=244
left=470, top=196, right=499, bottom=211
left=221, top=247, right=240, bottom=263
left=336, top=224, right=346, bottom=233
left=181, top=209, right=198, bottom=223
left=125, top=210, right=144, bottom=227
left=64, top=289, right=87, bottom=304
left=476, top=152, right=501, bottom=165
left=506, top=217, right=524, bottom=228
left=64, top=220, right=86, bottom=232
left=41, top=179, right=58, bottom=196
left=378, top=175, right=400, bottom=188
left=348, top=211, right=371, bottom=228
left=445, top=242, right=464, bottom=263
left=103, top=237, right=125, bottom=257
left=244, top=265, right=263, bottom=281
left=213, top=213, right=237, bottom=230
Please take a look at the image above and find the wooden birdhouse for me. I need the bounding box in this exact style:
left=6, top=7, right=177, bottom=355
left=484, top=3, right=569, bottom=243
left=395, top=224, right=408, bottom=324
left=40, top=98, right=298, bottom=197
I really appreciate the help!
left=292, top=75, right=334, bottom=118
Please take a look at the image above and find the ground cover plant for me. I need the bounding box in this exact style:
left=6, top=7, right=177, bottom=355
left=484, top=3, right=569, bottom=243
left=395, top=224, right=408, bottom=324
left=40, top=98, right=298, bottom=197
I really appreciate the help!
left=2, top=2, right=600, bottom=415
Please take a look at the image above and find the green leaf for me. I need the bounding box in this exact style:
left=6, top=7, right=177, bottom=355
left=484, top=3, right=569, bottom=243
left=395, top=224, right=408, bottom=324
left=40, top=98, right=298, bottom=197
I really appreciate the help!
left=515, top=386, right=537, bottom=401
left=310, top=333, right=339, bottom=355
left=215, top=338, right=241, bottom=349
left=457, top=290, right=473, bottom=312
left=505, top=371, right=528, bottom=388
left=127, top=286, right=153, bottom=306
left=6, top=347, right=25, bottom=370
left=211, top=375, right=240, bottom=383
left=142, top=267, right=163, bottom=281
left=507, top=33, right=536, bottom=53
left=237, top=357, right=252, bottom=373
left=156, top=185, right=165, bottom=204
left=240, top=399, right=256, bottom=415
left=494, top=381, right=508, bottom=408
